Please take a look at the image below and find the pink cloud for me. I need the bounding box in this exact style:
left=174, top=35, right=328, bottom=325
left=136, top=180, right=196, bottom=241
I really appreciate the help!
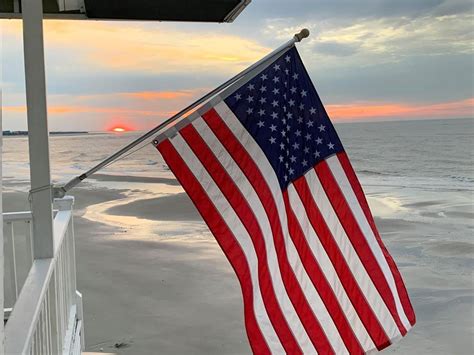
left=326, top=98, right=474, bottom=121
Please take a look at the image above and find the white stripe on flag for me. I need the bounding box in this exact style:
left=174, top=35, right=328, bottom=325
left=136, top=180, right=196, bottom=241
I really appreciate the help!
left=325, top=156, right=412, bottom=331
left=304, top=169, right=401, bottom=339
left=192, top=117, right=319, bottom=354
left=287, top=183, right=377, bottom=352
left=169, top=132, right=285, bottom=354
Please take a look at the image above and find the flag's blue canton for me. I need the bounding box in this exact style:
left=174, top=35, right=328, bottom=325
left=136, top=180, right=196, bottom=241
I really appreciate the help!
left=224, top=47, right=344, bottom=190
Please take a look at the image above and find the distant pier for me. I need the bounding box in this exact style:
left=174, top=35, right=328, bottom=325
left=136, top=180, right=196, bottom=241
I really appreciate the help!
left=3, top=130, right=89, bottom=136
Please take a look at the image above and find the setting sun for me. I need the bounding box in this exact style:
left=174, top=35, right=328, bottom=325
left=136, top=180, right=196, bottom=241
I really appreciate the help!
left=112, top=127, right=126, bottom=132
left=106, top=123, right=135, bottom=132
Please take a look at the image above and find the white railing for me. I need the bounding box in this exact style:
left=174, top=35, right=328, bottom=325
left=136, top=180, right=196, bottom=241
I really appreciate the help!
left=3, top=196, right=84, bottom=355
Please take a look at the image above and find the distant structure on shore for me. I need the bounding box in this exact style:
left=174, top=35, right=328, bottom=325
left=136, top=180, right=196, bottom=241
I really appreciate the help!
left=3, top=130, right=89, bottom=136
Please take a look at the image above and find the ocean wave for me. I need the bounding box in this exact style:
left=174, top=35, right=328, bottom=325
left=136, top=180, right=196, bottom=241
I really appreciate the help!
left=448, top=175, right=474, bottom=184
left=71, top=163, right=86, bottom=171
left=361, top=175, right=474, bottom=192
left=358, top=169, right=395, bottom=177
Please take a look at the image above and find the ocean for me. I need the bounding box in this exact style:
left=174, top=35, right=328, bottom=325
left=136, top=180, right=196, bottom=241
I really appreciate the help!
left=3, top=117, right=473, bottom=354
left=4, top=118, right=473, bottom=240
left=4, top=118, right=473, bottom=193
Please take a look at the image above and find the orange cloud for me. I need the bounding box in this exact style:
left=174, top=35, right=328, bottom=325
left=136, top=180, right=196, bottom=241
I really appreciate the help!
left=2, top=106, right=25, bottom=112
left=5, top=98, right=472, bottom=126
left=326, top=98, right=474, bottom=121
left=122, top=90, right=203, bottom=100
left=2, top=22, right=270, bottom=74
left=3, top=104, right=170, bottom=117
left=2, top=89, right=209, bottom=131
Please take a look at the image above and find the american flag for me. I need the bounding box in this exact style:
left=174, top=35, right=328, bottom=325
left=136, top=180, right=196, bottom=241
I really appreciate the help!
left=155, top=46, right=415, bottom=354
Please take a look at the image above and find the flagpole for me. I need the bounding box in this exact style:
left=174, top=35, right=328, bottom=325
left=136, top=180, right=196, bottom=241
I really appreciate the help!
left=54, top=29, right=310, bottom=197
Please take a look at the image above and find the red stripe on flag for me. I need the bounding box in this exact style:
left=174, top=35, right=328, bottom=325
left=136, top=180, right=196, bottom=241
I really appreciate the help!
left=179, top=124, right=303, bottom=354
left=283, top=189, right=365, bottom=354
left=315, top=161, right=408, bottom=336
left=292, top=177, right=391, bottom=350
left=200, top=109, right=334, bottom=353
left=157, top=139, right=271, bottom=355
left=337, top=152, right=416, bottom=326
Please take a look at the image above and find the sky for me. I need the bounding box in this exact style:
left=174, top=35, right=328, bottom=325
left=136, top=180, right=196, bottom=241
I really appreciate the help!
left=1, top=0, right=473, bottom=131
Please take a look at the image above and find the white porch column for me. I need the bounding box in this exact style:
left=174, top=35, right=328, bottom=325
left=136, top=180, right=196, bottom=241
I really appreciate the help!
left=21, top=0, right=55, bottom=259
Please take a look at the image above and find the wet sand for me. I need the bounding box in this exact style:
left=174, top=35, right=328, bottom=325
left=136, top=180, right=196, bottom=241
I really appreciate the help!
left=105, top=193, right=202, bottom=222
left=3, top=174, right=473, bottom=354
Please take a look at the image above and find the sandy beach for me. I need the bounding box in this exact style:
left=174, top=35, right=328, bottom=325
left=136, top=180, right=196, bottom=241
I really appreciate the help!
left=4, top=169, right=473, bottom=354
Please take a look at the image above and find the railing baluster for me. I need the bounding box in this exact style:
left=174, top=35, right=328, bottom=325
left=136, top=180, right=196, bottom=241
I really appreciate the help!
left=45, top=289, right=50, bottom=355
left=40, top=305, right=43, bottom=355
left=38, top=305, right=42, bottom=355
left=67, top=232, right=73, bottom=318
left=57, top=248, right=64, bottom=350
left=26, top=219, right=34, bottom=271
left=63, top=236, right=70, bottom=326
left=37, top=326, right=41, bottom=355
left=37, top=306, right=42, bottom=355
left=61, top=242, right=67, bottom=350
left=41, top=302, right=46, bottom=355
left=35, top=327, right=39, bottom=355
left=44, top=298, right=49, bottom=355
left=5, top=221, right=19, bottom=304
left=63, top=242, right=68, bottom=345
left=70, top=223, right=77, bottom=300
left=49, top=269, right=60, bottom=354
left=57, top=248, right=62, bottom=347
left=59, top=244, right=64, bottom=350
left=67, top=231, right=73, bottom=309
left=29, top=330, right=34, bottom=355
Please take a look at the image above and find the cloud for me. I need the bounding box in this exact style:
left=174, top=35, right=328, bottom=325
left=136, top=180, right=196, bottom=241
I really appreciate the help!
left=311, top=53, right=473, bottom=104
left=15, top=21, right=268, bottom=74
left=431, top=0, right=474, bottom=16
left=314, top=41, right=359, bottom=57
left=263, top=9, right=473, bottom=62
left=2, top=21, right=270, bottom=82
left=3, top=104, right=161, bottom=116
left=274, top=13, right=474, bottom=104
left=122, top=90, right=199, bottom=100
left=326, top=98, right=474, bottom=121
left=248, top=0, right=470, bottom=22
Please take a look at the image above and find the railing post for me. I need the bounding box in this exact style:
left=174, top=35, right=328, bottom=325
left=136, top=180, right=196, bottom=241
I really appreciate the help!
left=50, top=196, right=75, bottom=354
left=21, top=0, right=55, bottom=259
left=54, top=196, right=74, bottom=212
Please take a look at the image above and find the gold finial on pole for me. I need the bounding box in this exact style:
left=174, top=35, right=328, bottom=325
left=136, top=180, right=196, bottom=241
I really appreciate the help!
left=294, top=28, right=310, bottom=42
